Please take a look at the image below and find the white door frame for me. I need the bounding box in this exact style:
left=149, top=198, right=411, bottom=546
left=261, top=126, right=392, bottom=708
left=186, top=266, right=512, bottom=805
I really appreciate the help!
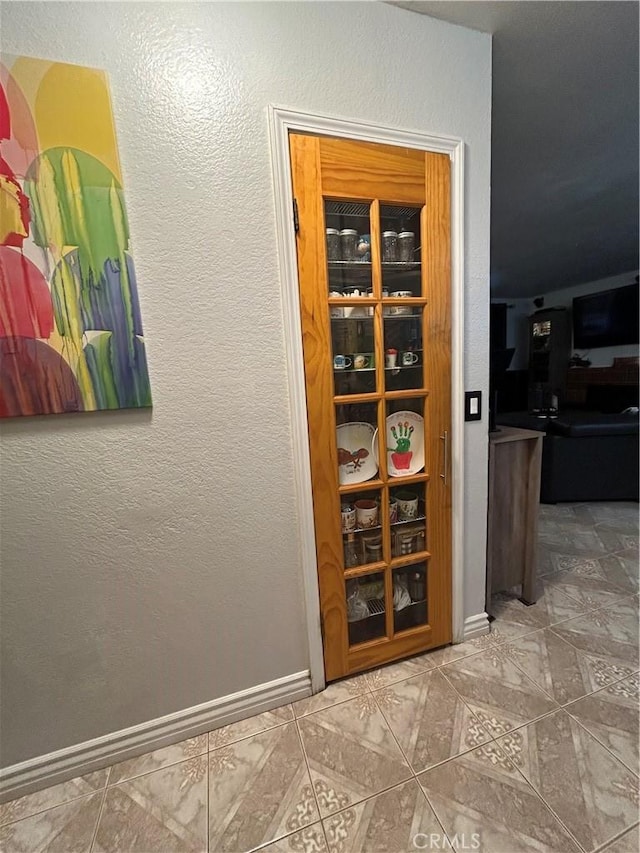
left=268, top=106, right=466, bottom=693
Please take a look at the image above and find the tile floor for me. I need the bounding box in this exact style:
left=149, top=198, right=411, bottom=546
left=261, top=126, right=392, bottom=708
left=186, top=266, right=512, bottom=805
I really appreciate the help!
left=1, top=502, right=638, bottom=852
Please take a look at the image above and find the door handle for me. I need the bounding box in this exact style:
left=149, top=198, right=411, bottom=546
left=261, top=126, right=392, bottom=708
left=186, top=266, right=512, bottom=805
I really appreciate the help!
left=440, top=430, right=449, bottom=486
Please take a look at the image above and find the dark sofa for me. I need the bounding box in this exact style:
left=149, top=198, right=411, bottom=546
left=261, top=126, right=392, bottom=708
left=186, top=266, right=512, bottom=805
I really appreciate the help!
left=496, top=411, right=639, bottom=503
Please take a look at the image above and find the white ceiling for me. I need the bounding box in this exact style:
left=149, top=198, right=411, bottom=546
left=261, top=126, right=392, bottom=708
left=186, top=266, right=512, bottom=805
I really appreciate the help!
left=391, top=1, right=639, bottom=297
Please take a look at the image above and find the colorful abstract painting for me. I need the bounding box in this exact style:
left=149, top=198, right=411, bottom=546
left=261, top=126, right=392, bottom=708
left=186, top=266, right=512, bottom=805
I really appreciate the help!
left=0, top=55, right=151, bottom=417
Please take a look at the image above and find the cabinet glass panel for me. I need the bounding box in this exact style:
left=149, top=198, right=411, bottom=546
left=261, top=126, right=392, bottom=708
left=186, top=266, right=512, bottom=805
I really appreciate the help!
left=325, top=200, right=372, bottom=296
left=346, top=572, right=386, bottom=645
left=332, top=316, right=376, bottom=396
left=384, top=312, right=423, bottom=392
left=380, top=204, right=421, bottom=297
left=384, top=398, right=426, bottom=478
left=340, top=488, right=382, bottom=569
left=393, top=562, right=428, bottom=633
left=335, top=403, right=379, bottom=486
left=390, top=482, right=427, bottom=558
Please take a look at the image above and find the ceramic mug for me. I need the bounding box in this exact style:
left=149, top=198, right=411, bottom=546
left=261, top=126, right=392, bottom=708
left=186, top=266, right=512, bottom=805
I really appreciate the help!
left=401, top=351, right=419, bottom=366
left=341, top=503, right=357, bottom=532
left=395, top=490, right=418, bottom=521
left=355, top=499, right=379, bottom=528
left=353, top=353, right=374, bottom=370
left=333, top=354, right=352, bottom=370
left=385, top=349, right=398, bottom=369
left=391, top=290, right=413, bottom=298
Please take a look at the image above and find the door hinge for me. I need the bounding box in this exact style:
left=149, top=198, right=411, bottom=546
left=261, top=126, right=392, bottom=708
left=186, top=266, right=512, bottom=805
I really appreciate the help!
left=293, top=198, right=299, bottom=234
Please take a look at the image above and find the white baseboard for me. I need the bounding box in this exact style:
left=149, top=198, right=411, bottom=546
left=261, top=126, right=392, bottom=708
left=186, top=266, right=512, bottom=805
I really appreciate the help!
left=462, top=611, right=491, bottom=641
left=0, top=670, right=311, bottom=803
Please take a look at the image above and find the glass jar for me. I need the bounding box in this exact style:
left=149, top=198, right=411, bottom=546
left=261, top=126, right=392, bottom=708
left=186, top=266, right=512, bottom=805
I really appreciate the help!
left=398, top=231, right=415, bottom=263
left=326, top=228, right=340, bottom=261
left=339, top=229, right=359, bottom=261
left=382, top=231, right=398, bottom=263
left=408, top=571, right=426, bottom=602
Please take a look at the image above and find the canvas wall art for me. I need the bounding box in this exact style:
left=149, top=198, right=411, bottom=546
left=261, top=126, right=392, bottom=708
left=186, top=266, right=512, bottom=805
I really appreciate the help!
left=0, top=55, right=151, bottom=417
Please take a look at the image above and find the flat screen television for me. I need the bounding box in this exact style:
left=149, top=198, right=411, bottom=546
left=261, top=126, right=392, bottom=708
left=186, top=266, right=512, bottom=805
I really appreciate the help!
left=573, top=283, right=639, bottom=349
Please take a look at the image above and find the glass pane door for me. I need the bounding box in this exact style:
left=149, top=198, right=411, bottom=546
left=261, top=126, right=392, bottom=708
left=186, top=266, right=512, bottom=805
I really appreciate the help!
left=327, top=197, right=430, bottom=649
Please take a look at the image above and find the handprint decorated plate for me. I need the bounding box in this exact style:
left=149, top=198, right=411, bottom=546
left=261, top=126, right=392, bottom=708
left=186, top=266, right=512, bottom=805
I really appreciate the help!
left=373, top=411, right=425, bottom=477
left=336, top=422, right=379, bottom=485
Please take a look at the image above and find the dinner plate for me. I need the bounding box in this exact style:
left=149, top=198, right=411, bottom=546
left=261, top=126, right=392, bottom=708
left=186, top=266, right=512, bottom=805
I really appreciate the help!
left=373, top=411, right=425, bottom=477
left=336, top=422, right=378, bottom=485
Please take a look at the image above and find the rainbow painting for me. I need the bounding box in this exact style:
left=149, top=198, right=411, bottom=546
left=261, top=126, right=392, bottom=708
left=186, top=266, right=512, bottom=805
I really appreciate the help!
left=0, top=55, right=151, bottom=418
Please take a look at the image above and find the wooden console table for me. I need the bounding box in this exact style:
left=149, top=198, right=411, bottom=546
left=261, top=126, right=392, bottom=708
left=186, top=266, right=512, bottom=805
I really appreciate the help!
left=486, top=427, right=543, bottom=607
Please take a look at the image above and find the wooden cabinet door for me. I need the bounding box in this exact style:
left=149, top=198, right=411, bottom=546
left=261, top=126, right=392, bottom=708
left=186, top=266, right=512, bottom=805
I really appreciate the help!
left=290, top=133, right=452, bottom=681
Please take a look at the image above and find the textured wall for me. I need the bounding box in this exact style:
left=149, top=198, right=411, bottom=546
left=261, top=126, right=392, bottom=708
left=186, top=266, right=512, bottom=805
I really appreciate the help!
left=0, top=1, right=491, bottom=765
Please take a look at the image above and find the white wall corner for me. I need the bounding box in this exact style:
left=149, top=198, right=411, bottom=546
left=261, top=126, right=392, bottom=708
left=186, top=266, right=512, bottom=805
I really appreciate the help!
left=462, top=612, right=491, bottom=641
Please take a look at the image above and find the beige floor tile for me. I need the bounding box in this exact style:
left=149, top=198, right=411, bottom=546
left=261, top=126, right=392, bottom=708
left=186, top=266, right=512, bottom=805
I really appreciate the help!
left=373, top=669, right=491, bottom=773
left=552, top=598, right=640, bottom=670
left=418, top=741, right=581, bottom=852
left=293, top=676, right=369, bottom=718
left=489, top=583, right=588, bottom=643
left=297, top=695, right=411, bottom=818
left=0, top=793, right=102, bottom=852
left=544, top=569, right=632, bottom=611
left=108, top=735, right=207, bottom=785
left=0, top=769, right=108, bottom=827
left=208, top=704, right=293, bottom=749
left=209, top=721, right=318, bottom=851
left=363, top=635, right=498, bottom=690
left=256, top=822, right=328, bottom=852
left=322, top=779, right=442, bottom=852
left=440, top=646, right=558, bottom=737
left=538, top=525, right=610, bottom=556
left=423, top=633, right=498, bottom=665
left=601, top=824, right=640, bottom=853
left=582, top=552, right=639, bottom=592
left=363, top=651, right=438, bottom=691
left=497, top=709, right=638, bottom=853
left=565, top=673, right=640, bottom=776
left=95, top=757, right=207, bottom=852
left=586, top=502, right=639, bottom=530
left=507, top=626, right=637, bottom=704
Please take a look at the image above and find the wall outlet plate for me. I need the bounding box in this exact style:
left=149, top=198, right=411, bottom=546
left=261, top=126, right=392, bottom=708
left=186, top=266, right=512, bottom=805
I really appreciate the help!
left=465, top=391, right=482, bottom=421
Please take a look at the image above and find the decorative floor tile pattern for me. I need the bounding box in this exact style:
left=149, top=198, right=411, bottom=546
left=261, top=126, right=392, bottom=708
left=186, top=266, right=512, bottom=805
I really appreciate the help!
left=209, top=722, right=318, bottom=851
left=208, top=704, right=293, bottom=749
left=108, top=735, right=208, bottom=785
left=362, top=651, right=438, bottom=691
left=488, top=582, right=589, bottom=644
left=3, top=501, right=638, bottom=852
left=543, top=569, right=632, bottom=611
left=498, top=709, right=639, bottom=853
left=95, top=758, right=207, bottom=852
left=439, top=646, right=559, bottom=737
left=508, top=626, right=636, bottom=704
left=297, top=695, right=412, bottom=817
left=373, top=669, right=492, bottom=773
left=418, top=742, right=582, bottom=852
left=552, top=597, right=640, bottom=671
left=259, top=822, right=328, bottom=852
left=565, top=673, right=640, bottom=775
left=322, top=780, right=442, bottom=852
left=292, top=676, right=368, bottom=718
left=0, top=769, right=108, bottom=827
left=0, top=793, right=102, bottom=853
